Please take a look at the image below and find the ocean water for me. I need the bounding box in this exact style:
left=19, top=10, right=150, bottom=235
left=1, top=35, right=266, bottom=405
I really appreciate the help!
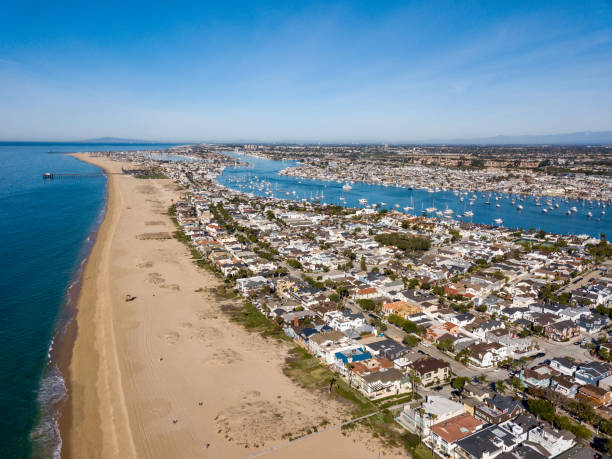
left=218, top=152, right=611, bottom=238
left=0, top=143, right=174, bottom=459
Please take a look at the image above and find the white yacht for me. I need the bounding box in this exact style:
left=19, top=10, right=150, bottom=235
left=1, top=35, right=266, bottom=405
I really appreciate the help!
left=342, top=183, right=352, bottom=191
left=494, top=218, right=503, bottom=225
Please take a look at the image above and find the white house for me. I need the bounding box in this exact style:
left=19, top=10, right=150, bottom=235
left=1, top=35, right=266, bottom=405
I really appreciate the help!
left=396, top=395, right=465, bottom=436
left=549, top=357, right=577, bottom=376
left=323, top=310, right=367, bottom=333
left=527, top=426, right=575, bottom=458
left=468, top=342, right=508, bottom=368
left=236, top=275, right=269, bottom=295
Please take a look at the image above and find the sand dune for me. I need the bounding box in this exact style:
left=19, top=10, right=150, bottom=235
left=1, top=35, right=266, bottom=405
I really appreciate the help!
left=61, top=154, right=404, bottom=458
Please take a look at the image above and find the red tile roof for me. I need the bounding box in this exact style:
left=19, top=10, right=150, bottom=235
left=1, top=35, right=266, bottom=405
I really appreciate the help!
left=431, top=412, right=483, bottom=443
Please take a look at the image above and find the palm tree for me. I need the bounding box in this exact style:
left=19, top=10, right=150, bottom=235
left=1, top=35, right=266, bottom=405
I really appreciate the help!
left=345, top=362, right=354, bottom=388
left=416, top=407, right=426, bottom=440
left=429, top=413, right=437, bottom=458
left=410, top=369, right=421, bottom=399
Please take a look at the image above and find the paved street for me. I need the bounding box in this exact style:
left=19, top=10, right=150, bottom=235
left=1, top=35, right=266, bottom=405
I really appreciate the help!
left=416, top=342, right=510, bottom=382
left=530, top=336, right=594, bottom=366
left=557, top=268, right=601, bottom=294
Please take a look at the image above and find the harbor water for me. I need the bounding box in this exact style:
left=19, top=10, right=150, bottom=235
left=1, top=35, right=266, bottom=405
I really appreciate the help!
left=218, top=152, right=611, bottom=238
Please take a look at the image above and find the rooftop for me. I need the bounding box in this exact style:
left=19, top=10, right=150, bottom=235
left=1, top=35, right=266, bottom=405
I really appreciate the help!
left=431, top=412, right=483, bottom=443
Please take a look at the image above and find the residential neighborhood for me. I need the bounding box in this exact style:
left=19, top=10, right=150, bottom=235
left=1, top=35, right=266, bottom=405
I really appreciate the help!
left=99, top=147, right=612, bottom=458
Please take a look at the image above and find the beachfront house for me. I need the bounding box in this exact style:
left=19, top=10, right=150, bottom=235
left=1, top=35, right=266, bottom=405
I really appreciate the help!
left=396, top=395, right=465, bottom=436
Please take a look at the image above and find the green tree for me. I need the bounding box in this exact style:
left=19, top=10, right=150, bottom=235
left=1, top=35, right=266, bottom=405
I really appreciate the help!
left=449, top=229, right=461, bottom=242
left=527, top=399, right=555, bottom=423
left=437, top=337, right=455, bottom=353
left=510, top=376, right=524, bottom=391
left=452, top=377, right=469, bottom=390
left=287, top=259, right=302, bottom=269
left=606, top=439, right=612, bottom=456
left=357, top=298, right=376, bottom=311
left=360, top=256, right=367, bottom=271
left=402, top=432, right=421, bottom=451
left=372, top=318, right=387, bottom=333
left=374, top=232, right=431, bottom=252
left=600, top=419, right=612, bottom=436
left=566, top=400, right=600, bottom=425
left=407, top=278, right=420, bottom=289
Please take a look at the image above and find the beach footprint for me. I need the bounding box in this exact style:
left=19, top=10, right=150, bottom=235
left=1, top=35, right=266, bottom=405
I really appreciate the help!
left=147, top=272, right=165, bottom=284
left=162, top=330, right=180, bottom=345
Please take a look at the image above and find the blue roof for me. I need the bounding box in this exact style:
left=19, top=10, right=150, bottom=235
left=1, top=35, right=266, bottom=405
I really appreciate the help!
left=335, top=350, right=372, bottom=364
left=352, top=352, right=371, bottom=362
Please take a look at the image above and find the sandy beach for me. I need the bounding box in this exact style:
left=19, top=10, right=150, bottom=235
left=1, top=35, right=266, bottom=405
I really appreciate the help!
left=60, top=154, right=404, bottom=458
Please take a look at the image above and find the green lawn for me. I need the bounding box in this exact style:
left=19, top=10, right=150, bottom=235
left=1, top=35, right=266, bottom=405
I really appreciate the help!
left=229, top=301, right=290, bottom=341
left=283, top=347, right=375, bottom=416
left=411, top=443, right=442, bottom=459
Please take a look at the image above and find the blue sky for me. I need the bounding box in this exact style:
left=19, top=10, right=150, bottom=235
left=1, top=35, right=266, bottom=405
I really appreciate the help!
left=1, top=0, right=611, bottom=142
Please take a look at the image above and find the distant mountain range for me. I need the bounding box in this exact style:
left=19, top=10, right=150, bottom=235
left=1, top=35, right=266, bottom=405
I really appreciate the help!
left=76, top=130, right=612, bottom=146
left=422, top=130, right=612, bottom=145
left=80, top=137, right=164, bottom=144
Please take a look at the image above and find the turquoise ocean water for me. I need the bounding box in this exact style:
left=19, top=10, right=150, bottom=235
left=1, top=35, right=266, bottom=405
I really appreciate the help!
left=0, top=143, right=174, bottom=459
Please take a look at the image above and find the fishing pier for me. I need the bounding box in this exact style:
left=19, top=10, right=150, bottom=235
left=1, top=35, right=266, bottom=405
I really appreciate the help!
left=42, top=172, right=105, bottom=179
